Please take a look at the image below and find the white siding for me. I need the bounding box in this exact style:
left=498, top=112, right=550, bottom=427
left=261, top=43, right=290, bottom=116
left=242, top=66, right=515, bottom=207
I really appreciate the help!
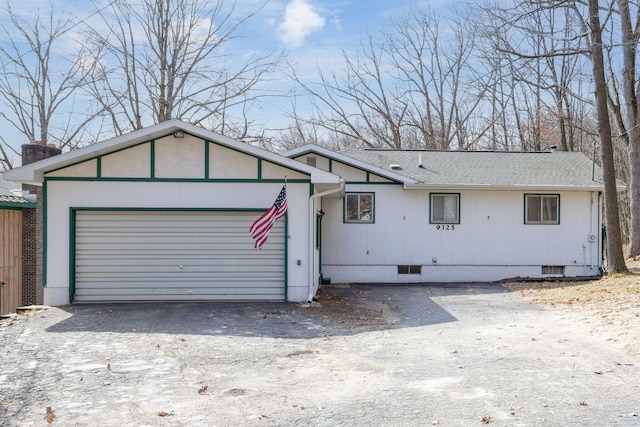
left=74, top=211, right=285, bottom=301
left=321, top=185, right=601, bottom=283
left=43, top=181, right=314, bottom=305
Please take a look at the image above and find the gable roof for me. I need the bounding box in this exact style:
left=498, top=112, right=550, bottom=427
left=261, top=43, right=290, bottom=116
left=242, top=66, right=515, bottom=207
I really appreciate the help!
left=285, top=144, right=612, bottom=191
left=282, top=144, right=417, bottom=184
left=341, top=149, right=605, bottom=190
left=4, top=120, right=341, bottom=186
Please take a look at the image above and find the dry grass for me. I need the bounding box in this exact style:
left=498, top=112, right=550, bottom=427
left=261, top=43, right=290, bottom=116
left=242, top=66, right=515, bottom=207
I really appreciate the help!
left=505, top=259, right=640, bottom=360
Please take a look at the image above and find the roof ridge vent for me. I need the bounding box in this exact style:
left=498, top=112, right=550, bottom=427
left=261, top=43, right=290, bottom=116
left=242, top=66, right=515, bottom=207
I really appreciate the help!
left=390, top=164, right=402, bottom=170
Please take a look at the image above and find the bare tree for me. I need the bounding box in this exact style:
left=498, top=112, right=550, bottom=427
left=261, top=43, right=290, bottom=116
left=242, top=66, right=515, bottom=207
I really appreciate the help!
left=85, top=0, right=281, bottom=138
left=291, top=9, right=489, bottom=150
left=0, top=4, right=100, bottom=169
left=290, top=35, right=408, bottom=149
left=611, top=0, right=640, bottom=258
left=588, top=0, right=627, bottom=273
left=386, top=9, right=486, bottom=150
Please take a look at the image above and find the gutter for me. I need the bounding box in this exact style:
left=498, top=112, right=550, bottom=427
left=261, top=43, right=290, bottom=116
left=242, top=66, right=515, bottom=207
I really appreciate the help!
left=308, top=178, right=345, bottom=302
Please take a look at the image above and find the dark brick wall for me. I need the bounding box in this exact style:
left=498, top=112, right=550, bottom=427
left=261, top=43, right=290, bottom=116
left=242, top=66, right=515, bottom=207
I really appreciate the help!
left=21, top=143, right=61, bottom=306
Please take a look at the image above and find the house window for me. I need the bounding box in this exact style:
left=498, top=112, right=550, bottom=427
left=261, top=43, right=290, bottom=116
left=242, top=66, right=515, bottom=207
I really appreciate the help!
left=398, top=265, right=422, bottom=275
left=430, top=193, right=460, bottom=224
left=525, top=194, right=559, bottom=224
left=345, top=193, right=374, bottom=223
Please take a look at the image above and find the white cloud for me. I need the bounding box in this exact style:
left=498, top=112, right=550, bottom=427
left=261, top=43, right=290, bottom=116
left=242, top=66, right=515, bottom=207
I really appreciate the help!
left=278, top=0, right=325, bottom=49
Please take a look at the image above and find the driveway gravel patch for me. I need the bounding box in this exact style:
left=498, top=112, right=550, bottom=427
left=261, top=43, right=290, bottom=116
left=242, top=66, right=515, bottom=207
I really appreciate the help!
left=1, top=284, right=639, bottom=426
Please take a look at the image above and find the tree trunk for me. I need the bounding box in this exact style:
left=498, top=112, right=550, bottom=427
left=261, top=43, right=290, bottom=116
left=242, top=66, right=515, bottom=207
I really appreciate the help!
left=618, top=0, right=640, bottom=258
left=589, top=0, right=628, bottom=273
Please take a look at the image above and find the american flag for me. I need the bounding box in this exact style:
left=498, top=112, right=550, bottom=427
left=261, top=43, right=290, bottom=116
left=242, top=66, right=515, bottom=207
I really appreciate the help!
left=250, top=185, right=287, bottom=249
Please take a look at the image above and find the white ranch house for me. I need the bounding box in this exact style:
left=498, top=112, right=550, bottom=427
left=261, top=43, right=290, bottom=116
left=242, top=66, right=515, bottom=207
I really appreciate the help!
left=4, top=120, right=607, bottom=305
left=284, top=145, right=606, bottom=285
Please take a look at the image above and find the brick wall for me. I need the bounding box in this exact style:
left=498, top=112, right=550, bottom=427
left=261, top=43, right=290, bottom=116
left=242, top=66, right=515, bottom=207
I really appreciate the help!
left=21, top=143, right=61, bottom=306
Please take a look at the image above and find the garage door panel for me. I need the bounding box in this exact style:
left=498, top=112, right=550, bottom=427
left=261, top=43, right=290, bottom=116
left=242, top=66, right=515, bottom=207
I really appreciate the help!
left=74, top=211, right=286, bottom=302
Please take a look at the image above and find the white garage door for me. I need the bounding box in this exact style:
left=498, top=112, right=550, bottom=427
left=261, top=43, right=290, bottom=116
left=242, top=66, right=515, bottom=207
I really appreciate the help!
left=74, top=210, right=285, bottom=302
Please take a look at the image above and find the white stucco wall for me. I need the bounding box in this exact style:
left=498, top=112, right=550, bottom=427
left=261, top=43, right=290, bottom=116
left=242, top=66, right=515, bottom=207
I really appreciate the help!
left=320, top=184, right=602, bottom=283
left=43, top=180, right=314, bottom=305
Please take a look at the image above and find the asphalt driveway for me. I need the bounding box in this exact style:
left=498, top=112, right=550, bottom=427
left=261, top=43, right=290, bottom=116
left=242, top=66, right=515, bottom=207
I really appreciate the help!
left=1, top=284, right=639, bottom=426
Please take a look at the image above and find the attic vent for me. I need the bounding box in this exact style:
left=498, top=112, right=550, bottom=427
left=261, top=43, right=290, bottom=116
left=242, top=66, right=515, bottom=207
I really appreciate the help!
left=390, top=164, right=402, bottom=170
left=306, top=156, right=317, bottom=167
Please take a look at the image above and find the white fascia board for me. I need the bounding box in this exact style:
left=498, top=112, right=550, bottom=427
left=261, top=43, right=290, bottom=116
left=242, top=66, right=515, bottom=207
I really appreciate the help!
left=4, top=120, right=340, bottom=185
left=404, top=183, right=610, bottom=192
left=282, top=144, right=417, bottom=184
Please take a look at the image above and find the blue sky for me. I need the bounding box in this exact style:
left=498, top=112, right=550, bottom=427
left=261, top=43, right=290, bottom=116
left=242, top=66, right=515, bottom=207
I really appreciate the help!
left=234, top=0, right=461, bottom=135
left=0, top=0, right=461, bottom=157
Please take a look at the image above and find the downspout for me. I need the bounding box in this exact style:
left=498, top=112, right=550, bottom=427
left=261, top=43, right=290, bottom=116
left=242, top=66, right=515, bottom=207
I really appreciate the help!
left=308, top=179, right=345, bottom=302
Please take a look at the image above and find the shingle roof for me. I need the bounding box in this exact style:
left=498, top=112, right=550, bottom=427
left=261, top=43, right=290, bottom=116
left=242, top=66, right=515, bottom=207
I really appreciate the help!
left=0, top=174, right=29, bottom=205
left=340, top=149, right=607, bottom=189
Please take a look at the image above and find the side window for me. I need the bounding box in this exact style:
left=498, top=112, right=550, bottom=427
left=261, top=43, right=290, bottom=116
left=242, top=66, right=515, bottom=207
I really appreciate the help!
left=525, top=194, right=559, bottom=224
left=430, top=193, right=460, bottom=224
left=344, top=193, right=374, bottom=223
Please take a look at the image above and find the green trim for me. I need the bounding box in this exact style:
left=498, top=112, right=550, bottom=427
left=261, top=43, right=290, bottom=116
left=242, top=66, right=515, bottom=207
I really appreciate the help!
left=328, top=159, right=333, bottom=173
left=257, top=158, right=262, bottom=179
left=343, top=192, right=375, bottom=224
left=150, top=139, right=155, bottom=178
left=204, top=140, right=210, bottom=180
left=284, top=212, right=289, bottom=302
left=43, top=176, right=309, bottom=184
left=96, top=156, right=102, bottom=178
left=68, top=207, right=289, bottom=302
left=69, top=208, right=76, bottom=302
left=345, top=181, right=400, bottom=185
left=0, top=202, right=35, bottom=209
left=524, top=193, right=561, bottom=225
left=429, top=192, right=461, bottom=224
left=42, top=180, right=48, bottom=286
left=46, top=140, right=154, bottom=177
left=46, top=157, right=97, bottom=175
left=366, top=171, right=370, bottom=182
left=71, top=207, right=277, bottom=212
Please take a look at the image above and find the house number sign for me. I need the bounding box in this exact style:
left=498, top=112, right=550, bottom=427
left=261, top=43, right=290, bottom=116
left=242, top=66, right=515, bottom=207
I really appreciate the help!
left=435, top=225, right=456, bottom=230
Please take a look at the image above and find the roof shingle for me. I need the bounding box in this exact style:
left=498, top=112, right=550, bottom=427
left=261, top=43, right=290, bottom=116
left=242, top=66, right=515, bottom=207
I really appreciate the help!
left=340, top=149, right=606, bottom=189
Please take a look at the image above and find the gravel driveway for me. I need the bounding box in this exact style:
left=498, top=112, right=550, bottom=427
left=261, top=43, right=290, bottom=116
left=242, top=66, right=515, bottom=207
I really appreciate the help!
left=1, top=284, right=639, bottom=426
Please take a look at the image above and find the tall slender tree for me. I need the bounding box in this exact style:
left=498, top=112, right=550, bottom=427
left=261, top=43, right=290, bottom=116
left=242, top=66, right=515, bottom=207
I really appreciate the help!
left=588, top=0, right=628, bottom=273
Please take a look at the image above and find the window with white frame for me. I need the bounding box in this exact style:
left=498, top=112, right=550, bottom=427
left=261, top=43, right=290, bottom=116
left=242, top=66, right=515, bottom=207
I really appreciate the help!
left=344, top=193, right=374, bottom=223
left=430, top=193, right=460, bottom=224
left=525, top=194, right=559, bottom=224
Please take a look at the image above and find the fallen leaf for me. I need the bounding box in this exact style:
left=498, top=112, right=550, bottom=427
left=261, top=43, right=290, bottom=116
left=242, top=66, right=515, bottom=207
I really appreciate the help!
left=157, top=411, right=173, bottom=417
left=198, top=385, right=208, bottom=394
left=300, top=406, right=306, bottom=410
left=45, top=407, right=55, bottom=424
left=259, top=414, right=269, bottom=420
left=567, top=299, right=573, bottom=304
left=481, top=416, right=491, bottom=424
left=263, top=314, right=268, bottom=319
left=580, top=401, right=588, bottom=406
left=107, top=363, right=111, bottom=370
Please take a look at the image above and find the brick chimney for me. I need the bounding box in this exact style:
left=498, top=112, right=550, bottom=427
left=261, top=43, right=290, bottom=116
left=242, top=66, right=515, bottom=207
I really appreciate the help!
left=21, top=141, right=62, bottom=306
